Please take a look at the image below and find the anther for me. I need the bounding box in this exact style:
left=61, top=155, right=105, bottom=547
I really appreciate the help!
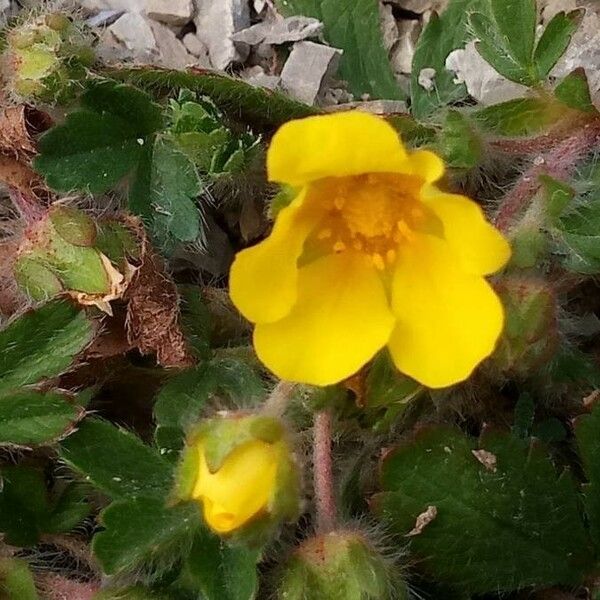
left=371, top=253, right=385, bottom=270
left=386, top=249, right=397, bottom=264
left=333, top=241, right=346, bottom=253
left=318, top=228, right=332, bottom=240
left=334, top=196, right=346, bottom=210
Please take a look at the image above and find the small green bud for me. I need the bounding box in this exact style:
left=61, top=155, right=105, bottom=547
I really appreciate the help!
left=173, top=412, right=300, bottom=544
left=493, top=277, right=559, bottom=376
left=278, top=530, right=408, bottom=600
left=15, top=205, right=137, bottom=313
left=2, top=13, right=94, bottom=103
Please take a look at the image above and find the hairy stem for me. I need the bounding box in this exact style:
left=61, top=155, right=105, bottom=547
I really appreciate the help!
left=494, top=122, right=600, bottom=233
left=263, top=380, right=295, bottom=417
left=9, top=187, right=45, bottom=224
left=313, top=409, right=337, bottom=533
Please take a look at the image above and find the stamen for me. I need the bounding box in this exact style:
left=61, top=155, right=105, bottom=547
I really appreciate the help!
left=371, top=253, right=385, bottom=270
left=333, top=241, right=346, bottom=253
left=386, top=249, right=397, bottom=264
left=353, top=239, right=364, bottom=251
left=334, top=196, right=346, bottom=210
left=396, top=220, right=414, bottom=241
left=318, top=228, right=332, bottom=240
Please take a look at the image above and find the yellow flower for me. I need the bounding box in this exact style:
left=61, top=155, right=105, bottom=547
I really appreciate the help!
left=191, top=438, right=283, bottom=534
left=229, top=112, right=511, bottom=388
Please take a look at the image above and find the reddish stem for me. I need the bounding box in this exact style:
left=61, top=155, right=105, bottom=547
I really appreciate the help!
left=313, top=409, right=337, bottom=533
left=494, top=123, right=600, bottom=233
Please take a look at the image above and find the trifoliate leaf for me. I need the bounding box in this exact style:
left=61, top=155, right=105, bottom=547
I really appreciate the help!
left=489, top=0, right=536, bottom=69
left=34, top=81, right=163, bottom=194
left=130, top=136, right=202, bottom=250
left=275, top=0, right=404, bottom=101
left=411, top=0, right=486, bottom=119
left=0, top=299, right=93, bottom=394
left=374, top=427, right=592, bottom=593
left=92, top=497, right=198, bottom=575
left=60, top=418, right=173, bottom=500
left=0, top=389, right=83, bottom=446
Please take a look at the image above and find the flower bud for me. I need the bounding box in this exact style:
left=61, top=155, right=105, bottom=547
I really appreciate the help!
left=1, top=12, right=94, bottom=103
left=278, top=530, right=408, bottom=600
left=14, top=205, right=137, bottom=313
left=173, top=413, right=300, bottom=542
left=492, top=276, right=559, bottom=376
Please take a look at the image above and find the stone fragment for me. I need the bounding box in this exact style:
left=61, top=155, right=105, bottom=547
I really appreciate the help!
left=231, top=15, right=323, bottom=46
left=109, top=12, right=156, bottom=55
left=254, top=0, right=267, bottom=12
left=379, top=3, right=399, bottom=52
left=383, top=0, right=447, bottom=13
left=540, top=0, right=577, bottom=23
left=146, top=0, right=194, bottom=25
left=417, top=67, right=436, bottom=91
left=150, top=21, right=194, bottom=69
left=390, top=19, right=421, bottom=75
left=280, top=41, right=342, bottom=105
left=182, top=33, right=210, bottom=64
left=195, top=0, right=251, bottom=70
left=551, top=10, right=600, bottom=110
left=445, top=41, right=528, bottom=105
left=80, top=0, right=147, bottom=12
left=241, top=65, right=280, bottom=90
left=328, top=100, right=408, bottom=114
left=86, top=9, right=124, bottom=28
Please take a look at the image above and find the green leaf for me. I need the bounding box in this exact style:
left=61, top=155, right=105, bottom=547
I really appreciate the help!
left=539, top=174, right=575, bottom=221
left=535, top=10, right=584, bottom=79
left=469, top=12, right=532, bottom=85
left=178, top=529, right=259, bottom=600
left=0, top=559, right=39, bottom=600
left=275, top=0, right=403, bottom=101
left=34, top=81, right=163, bottom=194
left=365, top=352, right=421, bottom=410
left=575, top=404, right=600, bottom=547
left=375, top=427, right=592, bottom=593
left=474, top=97, right=566, bottom=136
left=60, top=418, right=173, bottom=500
left=437, top=110, right=482, bottom=169
left=0, top=389, right=83, bottom=446
left=178, top=285, right=212, bottom=360
left=0, top=467, right=90, bottom=546
left=490, top=0, right=536, bottom=67
left=130, top=136, right=202, bottom=250
left=0, top=299, right=93, bottom=394
left=555, top=68, right=597, bottom=113
left=411, top=0, right=486, bottom=119
left=558, top=200, right=600, bottom=274
left=93, top=497, right=198, bottom=575
left=108, top=67, right=317, bottom=128
left=95, top=586, right=177, bottom=600
left=154, top=358, right=266, bottom=456
left=512, top=392, right=535, bottom=438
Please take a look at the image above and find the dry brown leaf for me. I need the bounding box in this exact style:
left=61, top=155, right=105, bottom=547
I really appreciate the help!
left=0, top=154, right=50, bottom=203
left=406, top=505, right=437, bottom=537
left=0, top=105, right=52, bottom=161
left=124, top=217, right=194, bottom=368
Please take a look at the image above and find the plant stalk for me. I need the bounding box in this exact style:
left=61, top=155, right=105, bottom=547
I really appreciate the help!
left=313, top=409, right=337, bottom=533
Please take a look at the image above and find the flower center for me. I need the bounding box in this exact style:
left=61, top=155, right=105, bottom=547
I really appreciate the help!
left=305, top=173, right=433, bottom=270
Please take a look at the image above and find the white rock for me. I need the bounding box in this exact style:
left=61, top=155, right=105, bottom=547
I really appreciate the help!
left=150, top=21, right=194, bottom=69
left=379, top=3, right=398, bottom=52
left=241, top=65, right=281, bottom=90
left=231, top=15, right=323, bottom=45
left=445, top=42, right=528, bottom=105
left=182, top=33, right=210, bottom=63
left=147, top=0, right=194, bottom=25
left=195, top=0, right=251, bottom=70
left=552, top=9, right=600, bottom=109
left=86, top=9, right=124, bottom=28
left=417, top=67, right=436, bottom=91
left=253, top=0, right=267, bottom=12
left=540, top=0, right=577, bottom=23
left=80, top=0, right=147, bottom=12
left=391, top=19, right=421, bottom=75
left=384, top=0, right=447, bottom=14
left=280, top=41, right=342, bottom=105
left=109, top=12, right=157, bottom=54
left=328, top=100, right=408, bottom=114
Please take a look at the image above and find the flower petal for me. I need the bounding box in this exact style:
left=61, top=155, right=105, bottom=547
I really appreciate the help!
left=195, top=440, right=278, bottom=534
left=389, top=234, right=504, bottom=388
left=423, top=188, right=511, bottom=275
left=229, top=190, right=315, bottom=324
left=267, top=112, right=408, bottom=186
left=402, top=149, right=445, bottom=183
left=254, top=252, right=395, bottom=385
